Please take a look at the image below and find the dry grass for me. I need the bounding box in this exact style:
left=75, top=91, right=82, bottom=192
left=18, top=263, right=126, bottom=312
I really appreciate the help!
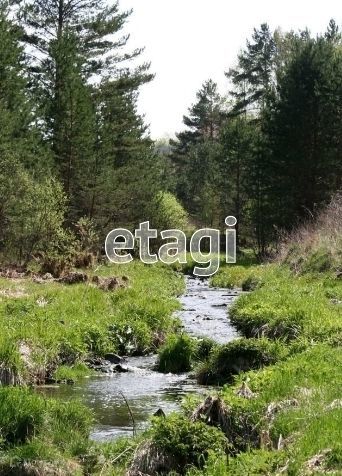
left=277, top=193, right=342, bottom=273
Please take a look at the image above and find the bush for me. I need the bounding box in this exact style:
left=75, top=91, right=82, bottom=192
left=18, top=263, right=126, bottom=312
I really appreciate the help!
left=150, top=414, right=227, bottom=473
left=151, top=191, right=189, bottom=231
left=2, top=170, right=68, bottom=264
left=196, top=338, right=286, bottom=385
left=73, top=217, right=99, bottom=268
left=157, top=334, right=195, bottom=373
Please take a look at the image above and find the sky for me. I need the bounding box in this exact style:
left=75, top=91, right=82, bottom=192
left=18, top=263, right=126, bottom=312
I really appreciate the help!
left=118, top=0, right=341, bottom=139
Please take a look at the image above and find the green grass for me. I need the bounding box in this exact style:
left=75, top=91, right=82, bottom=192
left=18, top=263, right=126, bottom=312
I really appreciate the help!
left=157, top=335, right=218, bottom=374
left=53, top=362, right=94, bottom=382
left=186, top=344, right=342, bottom=475
left=148, top=414, right=227, bottom=474
left=157, top=333, right=196, bottom=373
left=120, top=262, right=341, bottom=476
left=0, top=386, right=93, bottom=473
left=0, top=261, right=185, bottom=474
left=0, top=261, right=184, bottom=384
left=196, top=337, right=288, bottom=385
left=229, top=271, right=342, bottom=343
left=1, top=253, right=341, bottom=475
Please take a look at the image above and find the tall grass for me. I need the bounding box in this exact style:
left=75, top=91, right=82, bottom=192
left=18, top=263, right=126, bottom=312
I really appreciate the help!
left=277, top=193, right=342, bottom=273
left=0, top=261, right=184, bottom=384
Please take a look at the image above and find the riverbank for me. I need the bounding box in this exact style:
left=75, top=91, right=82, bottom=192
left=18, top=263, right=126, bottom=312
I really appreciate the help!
left=124, top=264, right=342, bottom=476
left=37, top=277, right=239, bottom=442
left=0, top=262, right=185, bottom=474
left=0, top=262, right=184, bottom=386
left=0, top=260, right=341, bottom=475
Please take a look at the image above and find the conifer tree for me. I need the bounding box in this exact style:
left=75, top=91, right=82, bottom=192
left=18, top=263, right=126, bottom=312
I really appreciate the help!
left=226, top=23, right=276, bottom=116
left=170, top=80, right=223, bottom=214
left=15, top=0, right=153, bottom=223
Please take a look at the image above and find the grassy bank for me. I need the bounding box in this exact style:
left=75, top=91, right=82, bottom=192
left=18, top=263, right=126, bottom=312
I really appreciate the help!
left=1, top=244, right=341, bottom=474
left=0, top=261, right=186, bottom=474
left=0, top=261, right=184, bottom=385
left=122, top=257, right=342, bottom=475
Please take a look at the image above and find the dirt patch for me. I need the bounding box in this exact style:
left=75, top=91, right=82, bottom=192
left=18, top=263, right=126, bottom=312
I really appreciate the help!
left=0, top=288, right=29, bottom=299
left=304, top=449, right=333, bottom=474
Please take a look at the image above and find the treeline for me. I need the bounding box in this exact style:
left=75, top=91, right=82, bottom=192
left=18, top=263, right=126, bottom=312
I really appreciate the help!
left=1, top=3, right=341, bottom=266
left=0, top=0, right=188, bottom=268
left=169, top=21, right=342, bottom=255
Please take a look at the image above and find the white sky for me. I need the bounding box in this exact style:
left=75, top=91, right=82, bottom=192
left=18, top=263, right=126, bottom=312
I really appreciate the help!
left=118, top=0, right=341, bottom=139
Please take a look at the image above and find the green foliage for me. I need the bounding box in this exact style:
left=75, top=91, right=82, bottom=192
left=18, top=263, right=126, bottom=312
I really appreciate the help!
left=84, top=438, right=139, bottom=476
left=196, top=338, right=287, bottom=385
left=157, top=334, right=195, bottom=373
left=0, top=387, right=92, bottom=448
left=53, top=363, right=92, bottom=382
left=170, top=80, right=223, bottom=224
left=0, top=262, right=184, bottom=384
left=151, top=191, right=189, bottom=231
left=150, top=414, right=227, bottom=473
left=193, top=337, right=217, bottom=362
left=230, top=271, right=342, bottom=342
left=211, top=263, right=283, bottom=289
left=3, top=175, right=68, bottom=263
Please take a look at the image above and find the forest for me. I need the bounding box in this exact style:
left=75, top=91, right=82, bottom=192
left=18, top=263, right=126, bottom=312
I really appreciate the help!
left=0, top=0, right=341, bottom=263
left=0, top=0, right=341, bottom=475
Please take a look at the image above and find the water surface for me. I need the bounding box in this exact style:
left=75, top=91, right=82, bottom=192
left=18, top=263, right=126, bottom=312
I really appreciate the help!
left=38, top=277, right=239, bottom=440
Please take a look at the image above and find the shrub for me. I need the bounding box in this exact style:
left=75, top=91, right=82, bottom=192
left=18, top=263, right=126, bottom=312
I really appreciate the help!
left=150, top=414, right=227, bottom=473
left=3, top=173, right=68, bottom=264
left=74, top=217, right=99, bottom=268
left=157, top=334, right=195, bottom=373
left=196, top=338, right=286, bottom=385
left=151, top=191, right=189, bottom=231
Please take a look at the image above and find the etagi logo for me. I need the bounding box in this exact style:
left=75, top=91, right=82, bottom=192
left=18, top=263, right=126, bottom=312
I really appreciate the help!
left=105, top=216, right=237, bottom=277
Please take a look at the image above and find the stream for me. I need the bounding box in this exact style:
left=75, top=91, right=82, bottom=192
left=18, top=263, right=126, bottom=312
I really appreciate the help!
left=38, top=276, right=239, bottom=441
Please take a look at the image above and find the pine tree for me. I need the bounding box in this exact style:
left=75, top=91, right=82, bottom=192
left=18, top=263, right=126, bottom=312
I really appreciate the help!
left=0, top=1, right=49, bottom=174
left=15, top=0, right=153, bottom=223
left=91, top=76, right=160, bottom=229
left=218, top=117, right=256, bottom=246
left=226, top=23, right=276, bottom=116
left=266, top=25, right=342, bottom=231
left=170, top=80, right=223, bottom=216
